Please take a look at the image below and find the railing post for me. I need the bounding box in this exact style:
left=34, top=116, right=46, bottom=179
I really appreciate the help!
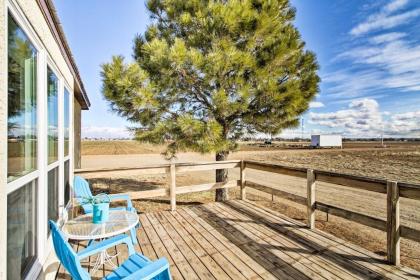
left=307, top=169, right=316, bottom=229
left=387, top=181, right=400, bottom=265
left=170, top=163, right=176, bottom=211
left=240, top=161, right=246, bottom=200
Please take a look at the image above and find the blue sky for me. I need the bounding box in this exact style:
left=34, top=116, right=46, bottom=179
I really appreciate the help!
left=54, top=0, right=420, bottom=138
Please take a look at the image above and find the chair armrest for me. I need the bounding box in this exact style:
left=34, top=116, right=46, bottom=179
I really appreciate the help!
left=122, top=258, right=170, bottom=280
left=108, top=194, right=133, bottom=210
left=77, top=234, right=135, bottom=260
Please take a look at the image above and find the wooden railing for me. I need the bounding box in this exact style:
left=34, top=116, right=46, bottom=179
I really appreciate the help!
left=243, top=160, right=420, bottom=266
left=75, top=160, right=241, bottom=201
left=75, top=159, right=420, bottom=266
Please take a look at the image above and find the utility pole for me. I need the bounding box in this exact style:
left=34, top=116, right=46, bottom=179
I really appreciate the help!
left=301, top=118, right=304, bottom=141
left=381, top=124, right=384, bottom=147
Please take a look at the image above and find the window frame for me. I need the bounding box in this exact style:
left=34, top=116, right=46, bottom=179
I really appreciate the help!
left=6, top=2, right=43, bottom=279
left=45, top=61, right=61, bottom=236
left=6, top=11, right=41, bottom=187
left=5, top=13, right=41, bottom=183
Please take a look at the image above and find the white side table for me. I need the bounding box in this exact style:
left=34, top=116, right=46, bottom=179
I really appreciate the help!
left=62, top=210, right=139, bottom=273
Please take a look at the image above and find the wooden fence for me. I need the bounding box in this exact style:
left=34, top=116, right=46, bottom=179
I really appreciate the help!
left=75, top=160, right=420, bottom=266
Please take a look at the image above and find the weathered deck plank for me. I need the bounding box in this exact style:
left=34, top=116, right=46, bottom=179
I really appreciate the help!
left=140, top=214, right=190, bottom=280
left=55, top=200, right=420, bottom=279
left=208, top=202, right=358, bottom=280
left=232, top=200, right=420, bottom=279
left=172, top=209, right=266, bottom=279
left=212, top=202, right=359, bottom=280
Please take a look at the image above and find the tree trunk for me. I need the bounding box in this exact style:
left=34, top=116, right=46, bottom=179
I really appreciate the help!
left=215, top=151, right=229, bottom=201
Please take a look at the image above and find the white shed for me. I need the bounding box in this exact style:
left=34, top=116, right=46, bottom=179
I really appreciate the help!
left=311, top=134, right=342, bottom=148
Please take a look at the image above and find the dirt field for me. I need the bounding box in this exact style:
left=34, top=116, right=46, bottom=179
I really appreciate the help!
left=80, top=140, right=420, bottom=271
left=237, top=148, right=420, bottom=184
left=81, top=140, right=167, bottom=155
left=82, top=139, right=420, bottom=155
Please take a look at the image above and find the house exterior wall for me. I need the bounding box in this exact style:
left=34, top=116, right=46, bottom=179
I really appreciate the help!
left=0, top=0, right=8, bottom=278
left=1, top=1, right=88, bottom=279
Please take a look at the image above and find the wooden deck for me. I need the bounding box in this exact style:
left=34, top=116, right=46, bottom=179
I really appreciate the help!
left=56, top=200, right=420, bottom=280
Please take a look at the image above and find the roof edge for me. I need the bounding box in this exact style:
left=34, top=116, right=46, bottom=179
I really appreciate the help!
left=36, top=0, right=90, bottom=110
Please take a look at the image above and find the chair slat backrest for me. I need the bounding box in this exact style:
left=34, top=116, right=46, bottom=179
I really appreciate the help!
left=49, top=221, right=90, bottom=280
left=74, top=176, right=93, bottom=213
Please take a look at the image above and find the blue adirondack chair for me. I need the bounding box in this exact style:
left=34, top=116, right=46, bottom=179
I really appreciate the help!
left=50, top=221, right=171, bottom=280
left=73, top=176, right=139, bottom=244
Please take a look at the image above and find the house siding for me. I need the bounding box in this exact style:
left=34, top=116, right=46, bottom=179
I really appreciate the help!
left=0, top=0, right=7, bottom=278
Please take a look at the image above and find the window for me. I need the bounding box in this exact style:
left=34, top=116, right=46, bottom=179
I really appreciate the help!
left=7, top=15, right=37, bottom=182
left=7, top=181, right=37, bottom=279
left=47, top=67, right=59, bottom=164
left=64, top=160, right=70, bottom=206
left=64, top=88, right=70, bottom=156
left=47, top=167, right=59, bottom=233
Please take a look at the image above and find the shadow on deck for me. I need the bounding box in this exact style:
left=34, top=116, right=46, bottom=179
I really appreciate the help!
left=56, top=200, right=420, bottom=280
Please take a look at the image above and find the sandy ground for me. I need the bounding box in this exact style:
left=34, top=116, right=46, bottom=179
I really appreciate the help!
left=80, top=148, right=420, bottom=270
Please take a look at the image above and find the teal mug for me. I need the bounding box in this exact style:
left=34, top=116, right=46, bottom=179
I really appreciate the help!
left=92, top=193, right=111, bottom=224
left=93, top=202, right=110, bottom=224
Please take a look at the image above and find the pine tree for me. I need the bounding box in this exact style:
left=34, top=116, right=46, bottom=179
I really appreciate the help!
left=101, top=0, right=320, bottom=201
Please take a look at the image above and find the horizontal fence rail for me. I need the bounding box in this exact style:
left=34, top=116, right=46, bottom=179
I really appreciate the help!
left=175, top=160, right=241, bottom=173
left=75, top=164, right=170, bottom=175
left=244, top=179, right=420, bottom=244
left=75, top=161, right=242, bottom=209
left=243, top=160, right=420, bottom=266
left=75, top=159, right=420, bottom=266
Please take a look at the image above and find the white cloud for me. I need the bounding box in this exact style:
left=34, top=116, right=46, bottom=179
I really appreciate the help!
left=310, top=98, right=420, bottom=137
left=337, top=37, right=420, bottom=92
left=369, top=32, right=406, bottom=44
left=309, top=101, right=325, bottom=108
left=82, top=126, right=132, bottom=139
left=387, top=111, right=420, bottom=135
left=384, top=0, right=409, bottom=13
left=392, top=111, right=420, bottom=120
left=322, top=70, right=385, bottom=98
left=310, top=98, right=382, bottom=134
left=350, top=0, right=419, bottom=36
left=327, top=25, right=420, bottom=97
